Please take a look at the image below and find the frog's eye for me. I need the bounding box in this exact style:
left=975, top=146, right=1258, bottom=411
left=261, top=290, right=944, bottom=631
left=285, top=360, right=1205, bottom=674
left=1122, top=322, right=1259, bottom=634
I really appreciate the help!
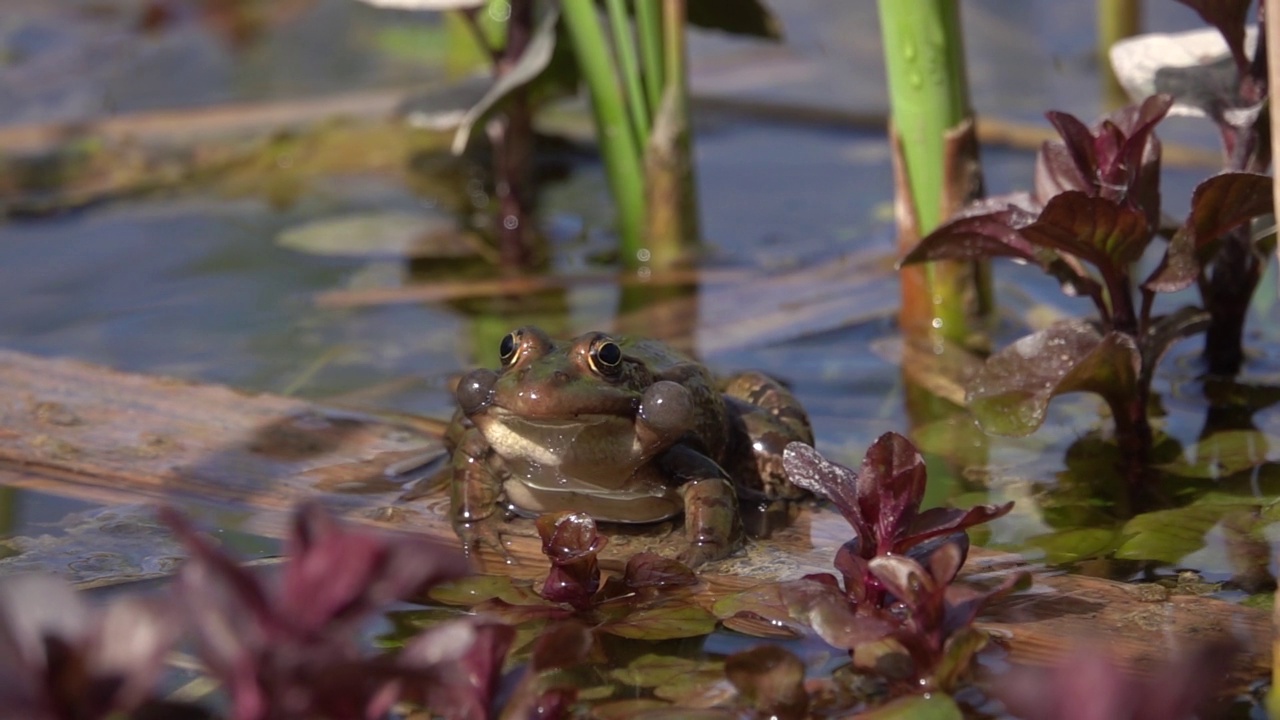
left=590, top=340, right=623, bottom=374
left=499, top=332, right=518, bottom=365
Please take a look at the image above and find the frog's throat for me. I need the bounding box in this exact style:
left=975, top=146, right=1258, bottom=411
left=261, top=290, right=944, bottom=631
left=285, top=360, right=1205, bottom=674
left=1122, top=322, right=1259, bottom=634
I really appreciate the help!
left=478, top=411, right=639, bottom=468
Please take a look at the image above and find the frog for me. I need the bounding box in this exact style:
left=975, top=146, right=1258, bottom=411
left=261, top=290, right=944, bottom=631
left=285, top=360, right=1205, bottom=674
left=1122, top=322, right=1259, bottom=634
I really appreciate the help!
left=445, top=326, right=814, bottom=566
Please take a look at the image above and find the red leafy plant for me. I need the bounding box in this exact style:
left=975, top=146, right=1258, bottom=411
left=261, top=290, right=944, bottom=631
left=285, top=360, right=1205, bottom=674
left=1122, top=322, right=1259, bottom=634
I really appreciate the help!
left=902, top=92, right=1272, bottom=488
left=430, top=511, right=717, bottom=643
left=0, top=573, right=187, bottom=720
left=1114, top=0, right=1272, bottom=375
left=164, top=502, right=521, bottom=720
left=714, top=434, right=1025, bottom=692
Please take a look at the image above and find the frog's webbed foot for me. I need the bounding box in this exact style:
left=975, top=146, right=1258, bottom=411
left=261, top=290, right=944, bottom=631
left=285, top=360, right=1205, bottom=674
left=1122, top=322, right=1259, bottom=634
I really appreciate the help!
left=454, top=514, right=516, bottom=565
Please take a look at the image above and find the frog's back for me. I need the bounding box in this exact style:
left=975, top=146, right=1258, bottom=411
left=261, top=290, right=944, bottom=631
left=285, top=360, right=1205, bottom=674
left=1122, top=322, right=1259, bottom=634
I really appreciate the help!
left=618, top=335, right=698, bottom=373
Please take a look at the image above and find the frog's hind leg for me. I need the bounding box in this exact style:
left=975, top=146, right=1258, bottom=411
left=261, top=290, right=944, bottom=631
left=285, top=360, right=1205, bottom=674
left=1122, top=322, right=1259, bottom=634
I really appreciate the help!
left=449, top=425, right=514, bottom=562
left=720, top=371, right=814, bottom=443
left=720, top=371, right=814, bottom=501
left=680, top=477, right=741, bottom=566
left=659, top=445, right=742, bottom=567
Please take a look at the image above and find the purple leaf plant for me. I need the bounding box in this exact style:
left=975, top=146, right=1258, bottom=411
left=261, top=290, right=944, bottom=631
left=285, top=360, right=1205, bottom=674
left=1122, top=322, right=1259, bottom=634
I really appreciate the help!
left=715, top=434, right=1024, bottom=692
left=784, top=433, right=1014, bottom=609
left=430, top=510, right=716, bottom=643
left=902, top=89, right=1272, bottom=487
left=1164, top=0, right=1272, bottom=376
left=0, top=574, right=184, bottom=720
left=164, top=502, right=519, bottom=720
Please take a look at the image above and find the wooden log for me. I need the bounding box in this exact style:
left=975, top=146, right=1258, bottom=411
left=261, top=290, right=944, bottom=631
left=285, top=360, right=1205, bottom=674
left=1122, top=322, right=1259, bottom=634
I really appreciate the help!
left=0, top=348, right=1269, bottom=687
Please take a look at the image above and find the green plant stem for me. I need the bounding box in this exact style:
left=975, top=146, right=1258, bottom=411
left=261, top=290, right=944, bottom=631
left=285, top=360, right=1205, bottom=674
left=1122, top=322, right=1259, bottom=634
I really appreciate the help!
left=637, top=0, right=700, bottom=269
left=605, top=0, right=650, bottom=148
left=878, top=0, right=992, bottom=349
left=634, top=0, right=665, bottom=111
left=1097, top=0, right=1141, bottom=108
left=561, top=0, right=647, bottom=258
left=662, top=0, right=686, bottom=99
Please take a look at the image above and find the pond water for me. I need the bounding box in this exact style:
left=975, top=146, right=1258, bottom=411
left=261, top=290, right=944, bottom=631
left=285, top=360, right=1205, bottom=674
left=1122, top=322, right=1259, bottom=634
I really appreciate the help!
left=1, top=0, right=1277, bottom=716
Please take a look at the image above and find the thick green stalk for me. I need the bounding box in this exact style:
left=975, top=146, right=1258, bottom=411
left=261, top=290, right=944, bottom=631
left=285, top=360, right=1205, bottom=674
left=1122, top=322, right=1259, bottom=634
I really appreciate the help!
left=605, top=0, right=651, bottom=148
left=1097, top=0, right=1141, bottom=108
left=662, top=0, right=686, bottom=99
left=561, top=0, right=647, bottom=258
left=878, top=0, right=992, bottom=348
left=640, top=0, right=700, bottom=269
left=634, top=0, right=665, bottom=111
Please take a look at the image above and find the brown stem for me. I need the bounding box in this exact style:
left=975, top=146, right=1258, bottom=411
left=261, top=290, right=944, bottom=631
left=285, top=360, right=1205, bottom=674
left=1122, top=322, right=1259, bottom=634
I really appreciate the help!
left=1203, top=227, right=1262, bottom=376
left=489, top=0, right=538, bottom=269
left=1109, top=387, right=1153, bottom=500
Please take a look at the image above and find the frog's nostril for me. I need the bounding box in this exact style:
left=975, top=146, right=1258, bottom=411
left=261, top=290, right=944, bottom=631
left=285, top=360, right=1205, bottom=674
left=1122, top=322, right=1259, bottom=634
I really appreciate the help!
left=457, top=369, right=498, bottom=414
left=552, top=370, right=570, bottom=385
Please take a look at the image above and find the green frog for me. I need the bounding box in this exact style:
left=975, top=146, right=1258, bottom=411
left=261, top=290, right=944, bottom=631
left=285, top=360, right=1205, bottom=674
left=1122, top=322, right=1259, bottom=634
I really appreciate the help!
left=446, top=326, right=814, bottom=566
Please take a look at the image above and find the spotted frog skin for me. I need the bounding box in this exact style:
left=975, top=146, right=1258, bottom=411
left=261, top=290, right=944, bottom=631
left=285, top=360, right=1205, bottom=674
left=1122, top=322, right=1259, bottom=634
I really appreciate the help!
left=446, top=326, right=814, bottom=566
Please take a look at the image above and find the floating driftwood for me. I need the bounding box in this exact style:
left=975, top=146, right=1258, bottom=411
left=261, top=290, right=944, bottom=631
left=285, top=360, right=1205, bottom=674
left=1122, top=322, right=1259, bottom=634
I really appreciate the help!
left=0, top=348, right=1269, bottom=688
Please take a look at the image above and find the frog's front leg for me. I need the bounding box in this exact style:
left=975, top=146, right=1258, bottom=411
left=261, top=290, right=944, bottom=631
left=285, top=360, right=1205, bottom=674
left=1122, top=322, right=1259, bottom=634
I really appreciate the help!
left=658, top=445, right=742, bottom=567
left=449, top=425, right=514, bottom=563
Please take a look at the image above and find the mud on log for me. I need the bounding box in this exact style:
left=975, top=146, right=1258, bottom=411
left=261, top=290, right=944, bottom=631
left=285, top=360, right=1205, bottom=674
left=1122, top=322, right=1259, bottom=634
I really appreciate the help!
left=0, top=348, right=1270, bottom=686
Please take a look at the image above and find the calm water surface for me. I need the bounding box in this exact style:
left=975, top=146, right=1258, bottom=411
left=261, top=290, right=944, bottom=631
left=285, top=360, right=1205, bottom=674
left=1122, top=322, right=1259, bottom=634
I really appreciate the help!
left=0, top=0, right=1277, bottom=608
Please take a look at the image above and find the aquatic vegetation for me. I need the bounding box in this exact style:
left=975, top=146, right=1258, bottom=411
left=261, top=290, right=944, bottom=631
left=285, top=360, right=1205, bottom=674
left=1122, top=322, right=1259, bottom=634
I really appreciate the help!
left=451, top=0, right=780, bottom=268
left=1113, top=0, right=1273, bottom=376
left=715, top=434, right=1026, bottom=694
left=430, top=511, right=718, bottom=642
left=878, top=0, right=993, bottom=348
left=0, top=502, right=509, bottom=720
left=901, top=92, right=1272, bottom=489
left=783, top=434, right=1014, bottom=609
left=0, top=574, right=183, bottom=720
left=163, top=502, right=506, bottom=720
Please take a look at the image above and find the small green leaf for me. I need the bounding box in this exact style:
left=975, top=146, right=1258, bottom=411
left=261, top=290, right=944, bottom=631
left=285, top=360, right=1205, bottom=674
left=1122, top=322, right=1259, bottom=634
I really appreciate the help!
left=598, top=603, right=717, bottom=640
left=1159, top=429, right=1272, bottom=479
left=933, top=627, right=989, bottom=692
left=968, top=321, right=1138, bottom=437
left=428, top=574, right=551, bottom=607
left=714, top=580, right=895, bottom=649
left=854, top=692, right=963, bottom=719
left=607, top=653, right=726, bottom=702
left=1028, top=527, right=1121, bottom=564
left=1115, top=503, right=1246, bottom=562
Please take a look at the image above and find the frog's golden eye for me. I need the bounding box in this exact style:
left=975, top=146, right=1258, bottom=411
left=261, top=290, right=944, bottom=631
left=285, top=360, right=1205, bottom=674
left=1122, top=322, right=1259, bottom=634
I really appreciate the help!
left=590, top=340, right=623, bottom=374
left=499, top=332, right=518, bottom=365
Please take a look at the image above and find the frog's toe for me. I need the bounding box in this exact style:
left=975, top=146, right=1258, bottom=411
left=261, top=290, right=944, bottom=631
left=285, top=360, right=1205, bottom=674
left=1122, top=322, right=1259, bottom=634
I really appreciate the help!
left=677, top=539, right=730, bottom=568
left=455, top=517, right=516, bottom=565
